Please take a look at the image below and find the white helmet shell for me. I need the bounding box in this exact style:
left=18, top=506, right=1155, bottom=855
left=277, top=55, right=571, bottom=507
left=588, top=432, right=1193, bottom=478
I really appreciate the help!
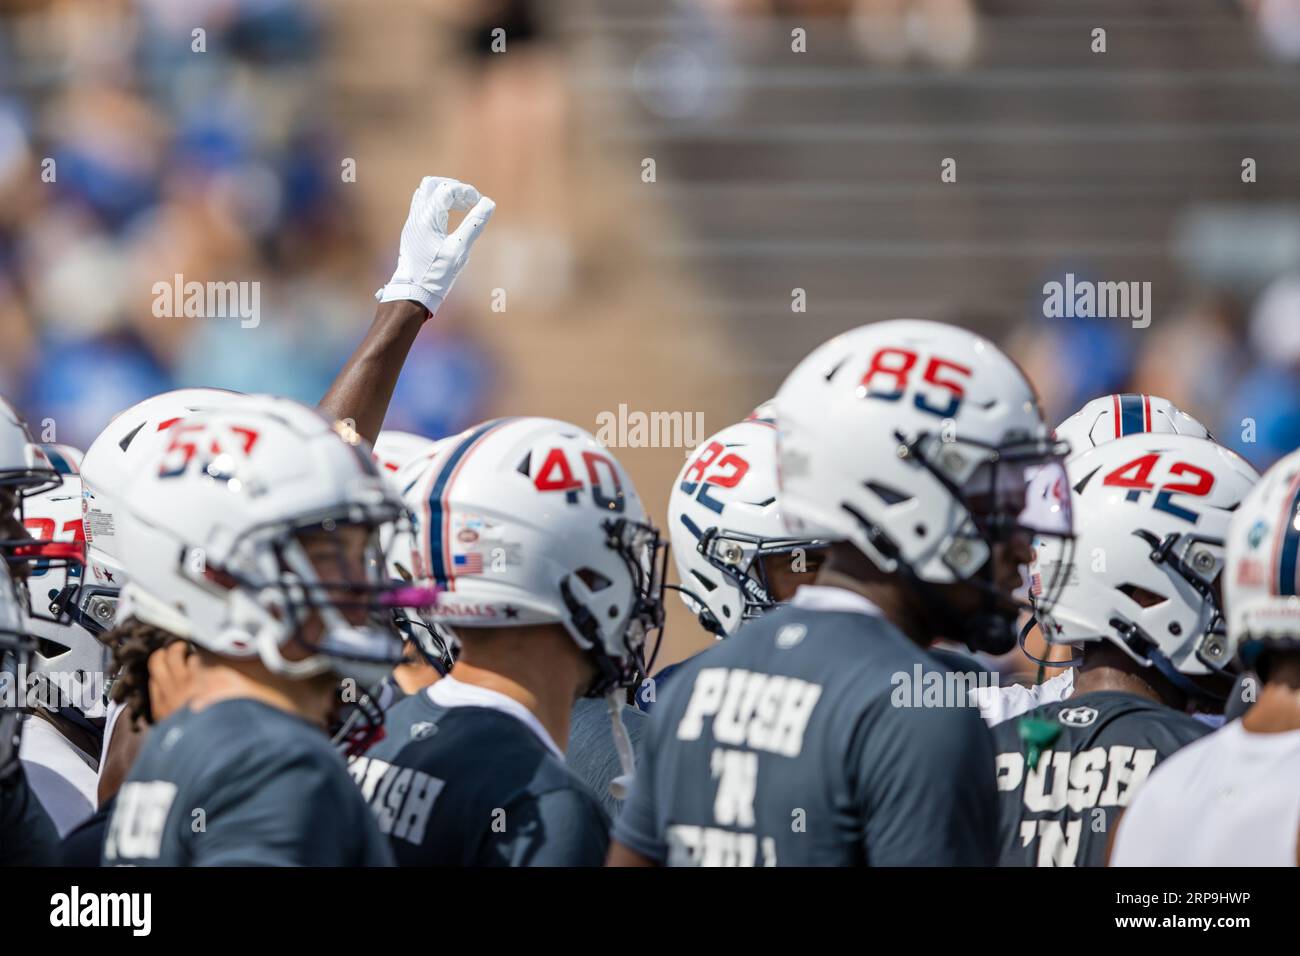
left=113, top=396, right=409, bottom=683
left=1055, top=393, right=1210, bottom=461
left=1225, top=447, right=1300, bottom=672
left=79, top=388, right=246, bottom=601
left=1033, top=434, right=1258, bottom=687
left=775, top=319, right=1068, bottom=585
left=22, top=447, right=110, bottom=717
left=402, top=417, right=665, bottom=693
left=668, top=412, right=822, bottom=636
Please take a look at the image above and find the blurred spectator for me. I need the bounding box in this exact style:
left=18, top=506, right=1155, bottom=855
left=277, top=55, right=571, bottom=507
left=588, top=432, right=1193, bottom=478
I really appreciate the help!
left=0, top=0, right=495, bottom=444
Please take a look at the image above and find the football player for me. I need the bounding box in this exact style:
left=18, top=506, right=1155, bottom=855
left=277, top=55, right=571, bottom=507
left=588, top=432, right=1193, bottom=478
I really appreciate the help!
left=638, top=406, right=827, bottom=716
left=1110, top=446, right=1300, bottom=866
left=100, top=397, right=423, bottom=865
left=992, top=433, right=1257, bottom=866
left=76, top=388, right=248, bottom=809
left=0, top=561, right=59, bottom=866
left=350, top=417, right=665, bottom=865
left=610, top=319, right=1073, bottom=866
left=14, top=446, right=106, bottom=838
left=977, top=393, right=1212, bottom=725
left=0, top=399, right=101, bottom=838
left=370, top=428, right=645, bottom=819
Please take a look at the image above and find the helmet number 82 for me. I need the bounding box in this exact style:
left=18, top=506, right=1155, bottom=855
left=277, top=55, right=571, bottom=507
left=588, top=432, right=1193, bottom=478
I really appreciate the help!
left=859, top=347, right=972, bottom=419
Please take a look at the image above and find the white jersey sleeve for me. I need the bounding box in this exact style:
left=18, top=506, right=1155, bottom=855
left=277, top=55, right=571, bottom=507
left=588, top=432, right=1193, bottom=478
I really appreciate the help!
left=975, top=669, right=1074, bottom=725
left=1111, top=720, right=1300, bottom=866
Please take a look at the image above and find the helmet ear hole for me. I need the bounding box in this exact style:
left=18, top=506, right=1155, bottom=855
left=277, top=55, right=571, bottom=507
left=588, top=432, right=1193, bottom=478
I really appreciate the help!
left=690, top=569, right=718, bottom=593
left=575, top=567, right=612, bottom=593
left=865, top=482, right=910, bottom=506
left=1119, top=583, right=1167, bottom=608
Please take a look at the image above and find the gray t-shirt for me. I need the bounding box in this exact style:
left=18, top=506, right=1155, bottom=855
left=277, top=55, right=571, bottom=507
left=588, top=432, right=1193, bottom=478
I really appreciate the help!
left=353, top=689, right=610, bottom=866
left=566, top=697, right=647, bottom=820
left=991, top=690, right=1212, bottom=867
left=614, top=603, right=999, bottom=866
left=102, top=698, right=393, bottom=866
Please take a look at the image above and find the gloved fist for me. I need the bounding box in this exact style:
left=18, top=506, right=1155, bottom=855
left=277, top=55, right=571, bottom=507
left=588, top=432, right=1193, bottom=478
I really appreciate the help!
left=376, top=176, right=495, bottom=316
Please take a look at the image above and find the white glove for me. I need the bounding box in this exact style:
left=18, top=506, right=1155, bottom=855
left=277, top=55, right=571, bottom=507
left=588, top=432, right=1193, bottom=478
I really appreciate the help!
left=376, top=176, right=495, bottom=316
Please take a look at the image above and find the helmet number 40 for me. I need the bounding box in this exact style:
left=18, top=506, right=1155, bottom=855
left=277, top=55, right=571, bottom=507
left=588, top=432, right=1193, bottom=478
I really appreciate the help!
left=532, top=447, right=625, bottom=512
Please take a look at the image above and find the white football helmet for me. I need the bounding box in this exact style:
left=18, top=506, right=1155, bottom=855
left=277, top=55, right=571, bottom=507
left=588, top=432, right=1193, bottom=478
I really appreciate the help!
left=402, top=417, right=666, bottom=695
left=774, top=319, right=1072, bottom=653
left=112, top=396, right=424, bottom=684
left=1030, top=434, right=1258, bottom=700
left=1055, top=393, right=1211, bottom=460
left=372, top=430, right=440, bottom=481
left=1224, top=448, right=1300, bottom=676
left=0, top=396, right=62, bottom=579
left=668, top=408, right=825, bottom=636
left=21, top=446, right=111, bottom=719
left=73, top=387, right=246, bottom=632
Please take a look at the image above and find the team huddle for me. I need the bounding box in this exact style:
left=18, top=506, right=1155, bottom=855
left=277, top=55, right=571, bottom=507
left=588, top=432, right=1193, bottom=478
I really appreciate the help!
left=1, top=176, right=1298, bottom=868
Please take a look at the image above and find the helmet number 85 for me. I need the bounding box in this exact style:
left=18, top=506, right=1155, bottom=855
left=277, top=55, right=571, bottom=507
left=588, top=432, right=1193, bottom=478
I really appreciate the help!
left=860, top=348, right=972, bottom=419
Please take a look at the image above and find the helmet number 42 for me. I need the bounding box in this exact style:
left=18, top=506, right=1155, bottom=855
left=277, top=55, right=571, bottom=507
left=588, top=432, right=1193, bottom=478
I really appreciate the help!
left=1101, top=453, right=1215, bottom=524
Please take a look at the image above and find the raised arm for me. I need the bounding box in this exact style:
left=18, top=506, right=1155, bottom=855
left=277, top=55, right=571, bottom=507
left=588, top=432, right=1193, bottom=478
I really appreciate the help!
left=318, top=176, right=494, bottom=444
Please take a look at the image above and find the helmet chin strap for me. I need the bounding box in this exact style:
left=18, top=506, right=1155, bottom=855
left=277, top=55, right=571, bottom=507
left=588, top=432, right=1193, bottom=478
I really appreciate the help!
left=1107, top=616, right=1229, bottom=706
left=605, top=690, right=636, bottom=800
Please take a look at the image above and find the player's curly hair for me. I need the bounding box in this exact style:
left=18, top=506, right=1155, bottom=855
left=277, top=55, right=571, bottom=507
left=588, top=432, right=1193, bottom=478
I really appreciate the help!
left=105, top=617, right=184, bottom=728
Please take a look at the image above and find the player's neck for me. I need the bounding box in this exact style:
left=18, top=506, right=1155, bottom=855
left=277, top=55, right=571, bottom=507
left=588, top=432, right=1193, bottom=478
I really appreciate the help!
left=186, top=656, right=336, bottom=728
left=1241, top=683, right=1300, bottom=733
left=1071, top=646, right=1184, bottom=709
left=813, top=567, right=928, bottom=645
left=451, top=627, right=588, bottom=753
left=1242, top=660, right=1300, bottom=733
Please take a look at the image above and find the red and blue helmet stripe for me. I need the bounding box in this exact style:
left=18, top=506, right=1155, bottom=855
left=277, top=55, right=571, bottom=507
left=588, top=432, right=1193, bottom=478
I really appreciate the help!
left=1111, top=393, right=1152, bottom=439
left=1272, top=474, right=1300, bottom=598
